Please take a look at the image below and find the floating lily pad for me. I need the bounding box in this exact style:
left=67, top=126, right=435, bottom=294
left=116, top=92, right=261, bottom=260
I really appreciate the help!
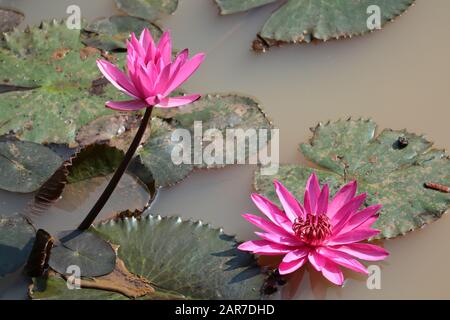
left=114, top=0, right=179, bottom=21
left=82, top=15, right=162, bottom=52
left=0, top=7, right=24, bottom=33
left=255, top=119, right=450, bottom=239
left=0, top=20, right=124, bottom=146
left=31, top=215, right=265, bottom=299
left=215, top=0, right=415, bottom=50
left=138, top=94, right=272, bottom=187
left=49, top=231, right=116, bottom=277
left=94, top=215, right=265, bottom=299
left=0, top=214, right=35, bottom=278
left=0, top=138, right=63, bottom=193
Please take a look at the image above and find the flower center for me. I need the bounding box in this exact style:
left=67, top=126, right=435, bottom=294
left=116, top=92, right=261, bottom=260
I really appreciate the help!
left=292, top=214, right=332, bottom=245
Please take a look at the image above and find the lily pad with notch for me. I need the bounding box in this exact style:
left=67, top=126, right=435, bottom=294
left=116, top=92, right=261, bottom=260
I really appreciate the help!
left=214, top=0, right=416, bottom=51
left=255, top=119, right=450, bottom=239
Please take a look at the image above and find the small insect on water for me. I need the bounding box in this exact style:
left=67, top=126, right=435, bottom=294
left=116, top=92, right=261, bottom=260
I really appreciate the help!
left=424, top=182, right=450, bottom=193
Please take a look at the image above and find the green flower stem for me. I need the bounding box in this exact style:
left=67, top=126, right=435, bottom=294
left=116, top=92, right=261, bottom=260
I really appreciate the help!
left=77, top=106, right=154, bottom=231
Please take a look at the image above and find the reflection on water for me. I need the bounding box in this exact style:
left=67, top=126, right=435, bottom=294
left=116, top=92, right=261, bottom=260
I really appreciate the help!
left=28, top=173, right=150, bottom=235
left=2, top=0, right=450, bottom=299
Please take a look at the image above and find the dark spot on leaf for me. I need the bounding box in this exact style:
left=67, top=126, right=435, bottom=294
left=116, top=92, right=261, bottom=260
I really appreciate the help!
left=89, top=77, right=109, bottom=96
left=393, top=136, right=409, bottom=150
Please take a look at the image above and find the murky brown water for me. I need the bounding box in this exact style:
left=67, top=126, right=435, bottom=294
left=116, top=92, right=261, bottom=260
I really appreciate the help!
left=1, top=0, right=450, bottom=299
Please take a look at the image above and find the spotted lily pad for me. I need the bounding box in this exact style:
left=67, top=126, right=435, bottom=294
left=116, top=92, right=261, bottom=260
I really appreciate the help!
left=0, top=7, right=24, bottom=33
left=138, top=94, right=272, bottom=187
left=215, top=0, right=415, bottom=50
left=255, top=119, right=450, bottom=239
left=114, top=0, right=179, bottom=20
left=30, top=215, right=266, bottom=299
left=0, top=20, right=124, bottom=146
left=0, top=214, right=35, bottom=278
left=82, top=15, right=162, bottom=52
left=0, top=138, right=63, bottom=193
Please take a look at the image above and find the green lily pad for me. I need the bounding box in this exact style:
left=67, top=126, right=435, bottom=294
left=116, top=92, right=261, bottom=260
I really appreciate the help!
left=30, top=215, right=265, bottom=299
left=255, top=119, right=450, bottom=239
left=82, top=15, right=162, bottom=52
left=215, top=0, right=415, bottom=50
left=0, top=214, right=35, bottom=278
left=0, top=7, right=24, bottom=33
left=0, top=138, right=63, bottom=193
left=49, top=231, right=116, bottom=277
left=138, top=94, right=272, bottom=187
left=0, top=20, right=124, bottom=147
left=114, top=0, right=179, bottom=21
left=93, top=215, right=265, bottom=299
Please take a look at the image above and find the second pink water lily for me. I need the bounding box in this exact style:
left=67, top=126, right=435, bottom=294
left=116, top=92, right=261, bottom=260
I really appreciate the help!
left=239, top=173, right=389, bottom=286
left=97, top=29, right=205, bottom=111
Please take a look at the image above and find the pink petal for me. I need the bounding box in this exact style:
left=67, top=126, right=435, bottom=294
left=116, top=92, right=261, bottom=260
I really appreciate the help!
left=163, top=53, right=205, bottom=96
left=157, top=94, right=201, bottom=108
left=327, top=228, right=380, bottom=246
left=304, top=173, right=321, bottom=213
left=282, top=248, right=309, bottom=263
left=317, top=247, right=368, bottom=274
left=139, top=28, right=156, bottom=62
left=278, top=256, right=307, bottom=275
left=316, top=184, right=329, bottom=215
left=273, top=180, right=305, bottom=222
left=251, top=193, right=294, bottom=235
left=331, top=193, right=367, bottom=234
left=321, top=259, right=344, bottom=286
left=238, top=240, right=292, bottom=255
left=332, top=243, right=389, bottom=261
left=308, top=250, right=326, bottom=272
left=255, top=232, right=303, bottom=247
left=105, top=99, right=148, bottom=111
left=242, top=214, right=293, bottom=238
left=130, top=32, right=145, bottom=60
left=154, top=63, right=172, bottom=95
left=327, top=181, right=357, bottom=219
left=338, top=204, right=382, bottom=235
left=96, top=59, right=140, bottom=99
left=157, top=31, right=172, bottom=66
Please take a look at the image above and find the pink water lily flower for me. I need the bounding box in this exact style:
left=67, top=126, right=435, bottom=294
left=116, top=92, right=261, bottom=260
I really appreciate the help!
left=239, top=173, right=389, bottom=286
left=97, top=29, right=205, bottom=111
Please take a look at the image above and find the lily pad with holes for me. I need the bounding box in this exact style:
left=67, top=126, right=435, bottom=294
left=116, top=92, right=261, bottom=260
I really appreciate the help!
left=114, top=0, right=179, bottom=21
left=138, top=94, right=272, bottom=187
left=0, top=7, right=24, bottom=33
left=215, top=0, right=415, bottom=50
left=49, top=231, right=116, bottom=277
left=255, top=119, right=450, bottom=239
left=0, top=214, right=35, bottom=278
left=0, top=138, right=63, bottom=193
left=82, top=15, right=162, bottom=52
left=31, top=215, right=266, bottom=299
left=0, top=20, right=125, bottom=147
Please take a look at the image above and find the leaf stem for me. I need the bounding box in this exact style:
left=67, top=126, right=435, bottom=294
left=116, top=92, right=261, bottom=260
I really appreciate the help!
left=77, top=106, right=153, bottom=231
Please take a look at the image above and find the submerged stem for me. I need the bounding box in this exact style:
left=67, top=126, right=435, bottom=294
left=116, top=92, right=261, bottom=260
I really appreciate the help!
left=77, top=106, right=154, bottom=231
